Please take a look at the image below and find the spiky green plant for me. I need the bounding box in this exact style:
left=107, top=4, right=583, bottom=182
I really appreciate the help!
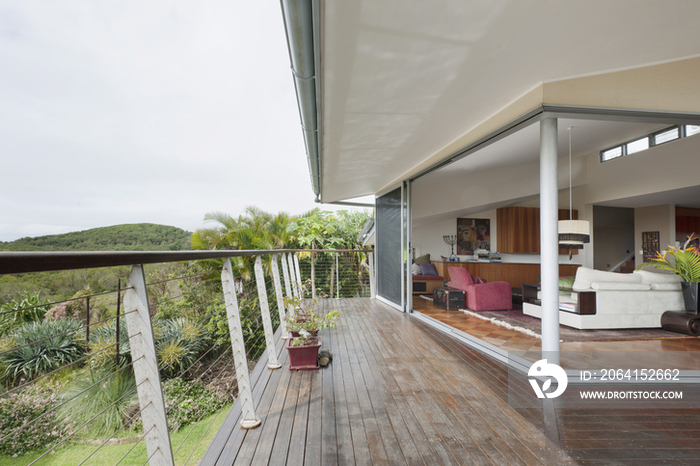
left=0, top=318, right=85, bottom=383
left=155, top=317, right=208, bottom=377
left=88, top=317, right=131, bottom=369
left=638, top=234, right=700, bottom=281
left=58, top=368, right=137, bottom=438
left=0, top=292, right=52, bottom=336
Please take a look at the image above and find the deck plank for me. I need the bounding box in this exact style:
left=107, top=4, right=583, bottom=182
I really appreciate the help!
left=202, top=298, right=700, bottom=466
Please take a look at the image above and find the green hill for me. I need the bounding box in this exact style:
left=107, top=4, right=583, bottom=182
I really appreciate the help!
left=0, top=224, right=192, bottom=252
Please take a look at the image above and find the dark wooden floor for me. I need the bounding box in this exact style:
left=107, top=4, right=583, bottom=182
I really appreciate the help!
left=201, top=298, right=700, bottom=466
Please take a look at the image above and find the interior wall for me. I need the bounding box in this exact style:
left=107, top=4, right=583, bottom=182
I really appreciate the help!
left=593, top=206, right=635, bottom=270
left=411, top=206, right=585, bottom=265
left=411, top=131, right=700, bottom=268
left=634, top=205, right=675, bottom=267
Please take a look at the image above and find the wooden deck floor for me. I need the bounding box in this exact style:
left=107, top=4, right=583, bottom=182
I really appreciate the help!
left=202, top=298, right=567, bottom=465
left=202, top=298, right=700, bottom=465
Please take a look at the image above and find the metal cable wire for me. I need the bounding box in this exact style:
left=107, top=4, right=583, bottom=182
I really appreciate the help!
left=164, top=347, right=233, bottom=419
left=172, top=375, right=234, bottom=464
left=181, top=403, right=228, bottom=466
left=113, top=424, right=155, bottom=466
left=0, top=335, right=131, bottom=398
left=0, top=357, right=141, bottom=444
left=0, top=286, right=134, bottom=319
left=28, top=379, right=146, bottom=466
left=170, top=357, right=235, bottom=457
left=0, top=308, right=138, bottom=357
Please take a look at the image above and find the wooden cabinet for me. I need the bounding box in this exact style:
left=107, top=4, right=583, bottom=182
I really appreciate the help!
left=432, top=261, right=579, bottom=289
left=497, top=207, right=539, bottom=253
left=497, top=206, right=579, bottom=255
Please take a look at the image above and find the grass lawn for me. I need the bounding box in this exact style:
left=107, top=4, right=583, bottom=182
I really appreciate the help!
left=0, top=402, right=232, bottom=466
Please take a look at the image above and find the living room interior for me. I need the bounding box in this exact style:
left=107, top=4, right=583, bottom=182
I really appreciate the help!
left=408, top=115, right=700, bottom=366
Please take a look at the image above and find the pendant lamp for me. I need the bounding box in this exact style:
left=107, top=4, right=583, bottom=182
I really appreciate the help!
left=558, top=127, right=590, bottom=249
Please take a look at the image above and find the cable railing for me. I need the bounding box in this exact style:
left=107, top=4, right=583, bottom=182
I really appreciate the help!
left=0, top=249, right=374, bottom=465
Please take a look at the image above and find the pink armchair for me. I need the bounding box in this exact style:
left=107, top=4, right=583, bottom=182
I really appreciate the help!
left=447, top=266, right=512, bottom=311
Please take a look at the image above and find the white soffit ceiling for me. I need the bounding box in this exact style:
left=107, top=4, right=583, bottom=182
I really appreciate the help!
left=319, top=0, right=700, bottom=202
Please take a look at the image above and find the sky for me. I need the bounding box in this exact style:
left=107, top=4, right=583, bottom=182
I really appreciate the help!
left=0, top=1, right=370, bottom=242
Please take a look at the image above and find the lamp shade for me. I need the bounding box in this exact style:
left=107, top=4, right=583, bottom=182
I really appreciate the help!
left=558, top=220, right=590, bottom=249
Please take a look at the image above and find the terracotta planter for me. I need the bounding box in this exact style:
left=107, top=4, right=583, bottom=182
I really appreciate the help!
left=286, top=337, right=321, bottom=371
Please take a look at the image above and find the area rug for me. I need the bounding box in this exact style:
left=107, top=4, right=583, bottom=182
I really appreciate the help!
left=459, top=308, right=696, bottom=342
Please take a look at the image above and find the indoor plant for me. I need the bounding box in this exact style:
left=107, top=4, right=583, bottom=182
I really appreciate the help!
left=638, top=234, right=700, bottom=313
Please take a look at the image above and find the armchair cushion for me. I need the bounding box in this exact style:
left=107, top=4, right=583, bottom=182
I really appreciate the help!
left=447, top=267, right=473, bottom=289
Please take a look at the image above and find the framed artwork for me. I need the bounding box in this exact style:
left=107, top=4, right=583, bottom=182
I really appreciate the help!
left=457, top=218, right=490, bottom=255
left=642, top=231, right=660, bottom=263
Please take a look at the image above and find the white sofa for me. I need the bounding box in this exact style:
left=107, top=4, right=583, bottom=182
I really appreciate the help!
left=523, top=267, right=684, bottom=329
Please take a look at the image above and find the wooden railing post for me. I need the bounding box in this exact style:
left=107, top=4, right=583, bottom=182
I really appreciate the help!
left=221, top=258, right=260, bottom=429
left=287, top=253, right=300, bottom=298
left=254, top=256, right=281, bottom=370
left=368, top=252, right=376, bottom=299
left=270, top=254, right=289, bottom=339
left=123, top=265, right=174, bottom=466
left=293, top=253, right=303, bottom=297
left=281, top=252, right=294, bottom=301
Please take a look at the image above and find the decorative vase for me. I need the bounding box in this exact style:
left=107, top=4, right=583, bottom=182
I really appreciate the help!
left=286, top=337, right=321, bottom=371
left=681, top=281, right=699, bottom=314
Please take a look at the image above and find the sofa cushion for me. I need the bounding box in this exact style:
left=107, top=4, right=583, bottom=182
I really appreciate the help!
left=559, top=275, right=575, bottom=290
left=412, top=274, right=444, bottom=281
left=412, top=263, right=422, bottom=275
left=572, top=267, right=642, bottom=291
left=650, top=283, right=682, bottom=291
left=420, top=263, right=439, bottom=276
left=414, top=254, right=431, bottom=265
left=448, top=267, right=473, bottom=289
left=591, top=282, right=650, bottom=291
left=633, top=269, right=682, bottom=284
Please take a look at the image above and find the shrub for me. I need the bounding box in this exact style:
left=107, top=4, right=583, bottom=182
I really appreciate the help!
left=87, top=317, right=131, bottom=370
left=156, top=317, right=208, bottom=377
left=162, top=378, right=232, bottom=431
left=0, top=319, right=85, bottom=383
left=58, top=368, right=137, bottom=438
left=0, top=292, right=51, bottom=336
left=0, top=383, right=69, bottom=456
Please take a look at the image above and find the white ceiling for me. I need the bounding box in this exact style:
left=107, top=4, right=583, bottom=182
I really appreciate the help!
left=412, top=119, right=667, bottom=186
left=319, top=0, right=700, bottom=202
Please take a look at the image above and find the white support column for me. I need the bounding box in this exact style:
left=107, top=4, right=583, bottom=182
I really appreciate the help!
left=293, top=253, right=303, bottom=297
left=540, top=117, right=560, bottom=365
left=281, top=253, right=293, bottom=301
left=123, top=265, right=174, bottom=466
left=221, top=259, right=260, bottom=429
left=254, top=256, right=282, bottom=370
left=368, top=252, right=376, bottom=299
left=287, top=253, right=300, bottom=298
left=270, top=254, right=289, bottom=339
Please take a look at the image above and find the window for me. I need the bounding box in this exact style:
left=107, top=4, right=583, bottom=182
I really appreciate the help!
left=626, top=137, right=649, bottom=155
left=601, top=146, right=623, bottom=162
left=653, top=127, right=679, bottom=145
left=686, top=125, right=700, bottom=136
left=600, top=124, right=699, bottom=163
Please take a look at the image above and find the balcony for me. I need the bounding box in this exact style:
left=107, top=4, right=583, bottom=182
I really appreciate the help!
left=2, top=250, right=700, bottom=465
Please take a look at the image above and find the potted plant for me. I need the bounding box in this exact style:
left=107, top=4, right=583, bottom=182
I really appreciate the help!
left=285, top=329, right=323, bottom=370
left=638, top=234, right=700, bottom=313
left=283, top=296, right=339, bottom=370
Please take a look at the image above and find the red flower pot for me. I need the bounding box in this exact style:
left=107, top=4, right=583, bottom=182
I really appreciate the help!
left=286, top=337, right=321, bottom=371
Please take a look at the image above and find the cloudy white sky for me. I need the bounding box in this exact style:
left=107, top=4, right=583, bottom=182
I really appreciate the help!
left=0, top=2, right=368, bottom=242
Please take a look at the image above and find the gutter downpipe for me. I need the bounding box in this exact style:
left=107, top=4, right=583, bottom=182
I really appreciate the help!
left=279, top=0, right=321, bottom=201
